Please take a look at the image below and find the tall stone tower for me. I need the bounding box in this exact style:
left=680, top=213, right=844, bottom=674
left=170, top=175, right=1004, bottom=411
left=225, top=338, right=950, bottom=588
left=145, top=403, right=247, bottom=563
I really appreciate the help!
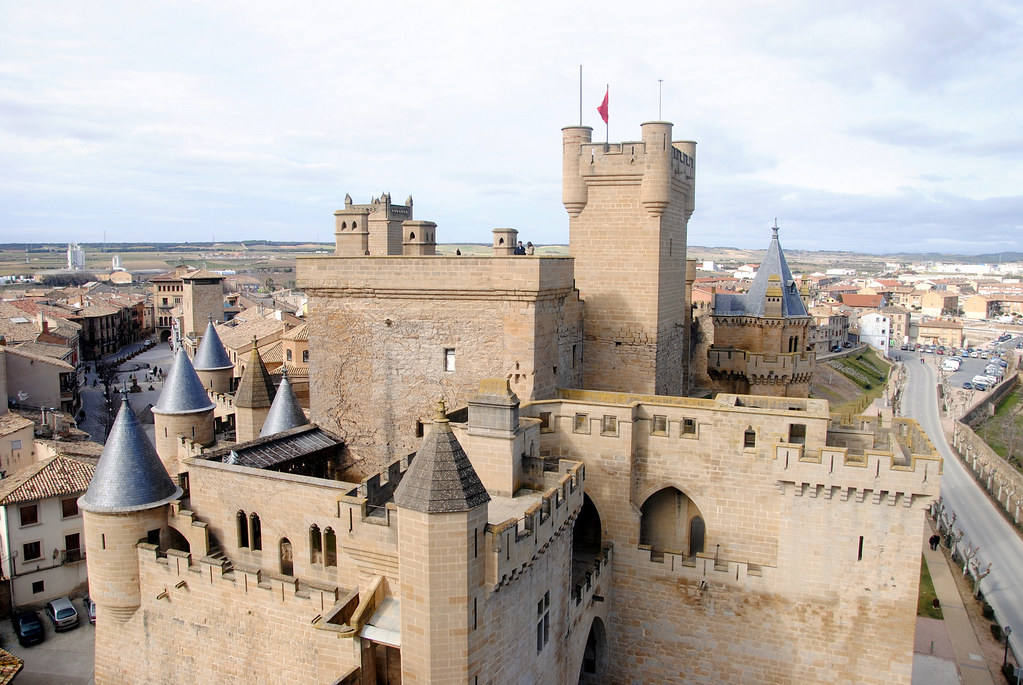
left=79, top=398, right=181, bottom=630
left=234, top=345, right=276, bottom=442
left=180, top=270, right=224, bottom=339
left=192, top=318, right=234, bottom=393
left=707, top=223, right=815, bottom=397
left=152, top=348, right=216, bottom=477
left=394, top=400, right=490, bottom=684
left=563, top=122, right=696, bottom=396
left=334, top=192, right=413, bottom=256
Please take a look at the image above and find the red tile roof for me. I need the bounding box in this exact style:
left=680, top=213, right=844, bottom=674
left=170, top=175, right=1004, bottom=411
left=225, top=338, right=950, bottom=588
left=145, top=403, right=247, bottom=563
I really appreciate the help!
left=0, top=455, right=95, bottom=506
left=840, top=293, right=883, bottom=308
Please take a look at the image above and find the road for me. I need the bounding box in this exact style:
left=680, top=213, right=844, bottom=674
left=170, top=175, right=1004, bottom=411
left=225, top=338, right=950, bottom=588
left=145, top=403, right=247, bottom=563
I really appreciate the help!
left=903, top=343, right=1023, bottom=660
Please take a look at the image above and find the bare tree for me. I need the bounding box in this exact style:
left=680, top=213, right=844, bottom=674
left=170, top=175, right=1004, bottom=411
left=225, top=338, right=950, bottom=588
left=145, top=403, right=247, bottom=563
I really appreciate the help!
left=961, top=542, right=979, bottom=576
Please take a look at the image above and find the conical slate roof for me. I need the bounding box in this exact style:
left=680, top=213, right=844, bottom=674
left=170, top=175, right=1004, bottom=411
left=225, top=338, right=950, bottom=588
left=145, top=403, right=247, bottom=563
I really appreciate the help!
left=714, top=222, right=809, bottom=318
left=259, top=371, right=309, bottom=437
left=394, top=401, right=490, bottom=514
left=234, top=345, right=276, bottom=409
left=193, top=321, right=233, bottom=371
left=79, top=398, right=182, bottom=513
left=153, top=348, right=216, bottom=415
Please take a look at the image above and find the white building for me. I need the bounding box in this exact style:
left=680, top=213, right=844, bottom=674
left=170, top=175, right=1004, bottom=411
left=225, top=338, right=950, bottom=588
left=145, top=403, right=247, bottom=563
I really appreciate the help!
left=858, top=312, right=892, bottom=357
left=66, top=243, right=85, bottom=271
left=0, top=455, right=94, bottom=605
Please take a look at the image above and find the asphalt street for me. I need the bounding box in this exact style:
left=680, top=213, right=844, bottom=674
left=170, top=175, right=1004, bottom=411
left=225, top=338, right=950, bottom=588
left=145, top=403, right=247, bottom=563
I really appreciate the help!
left=903, top=344, right=1023, bottom=661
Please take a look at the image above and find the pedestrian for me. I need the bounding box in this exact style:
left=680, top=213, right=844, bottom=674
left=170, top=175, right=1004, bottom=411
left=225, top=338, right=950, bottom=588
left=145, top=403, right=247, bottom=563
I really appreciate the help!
left=526, top=241, right=535, bottom=255
left=929, top=534, right=940, bottom=550
left=514, top=241, right=526, bottom=255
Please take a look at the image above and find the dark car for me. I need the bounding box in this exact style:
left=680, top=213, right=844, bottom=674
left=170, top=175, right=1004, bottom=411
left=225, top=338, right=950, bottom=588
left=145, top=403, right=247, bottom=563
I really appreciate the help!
left=44, top=596, right=80, bottom=631
left=963, top=381, right=973, bottom=389
left=11, top=609, right=45, bottom=646
left=85, top=595, right=96, bottom=624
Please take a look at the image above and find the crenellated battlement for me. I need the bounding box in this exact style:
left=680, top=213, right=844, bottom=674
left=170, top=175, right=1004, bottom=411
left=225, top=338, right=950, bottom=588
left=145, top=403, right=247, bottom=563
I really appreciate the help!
left=576, top=139, right=695, bottom=183
left=486, top=461, right=584, bottom=590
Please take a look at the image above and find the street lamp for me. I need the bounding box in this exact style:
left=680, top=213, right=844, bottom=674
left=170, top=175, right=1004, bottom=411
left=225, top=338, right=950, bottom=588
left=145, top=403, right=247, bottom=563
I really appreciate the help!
left=1004, top=625, right=1012, bottom=669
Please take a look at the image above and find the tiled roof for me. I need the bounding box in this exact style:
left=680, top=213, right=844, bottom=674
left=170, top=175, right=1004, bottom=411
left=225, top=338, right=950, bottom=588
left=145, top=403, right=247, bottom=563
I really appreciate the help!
left=281, top=322, right=308, bottom=341
left=0, top=455, right=95, bottom=506
left=260, top=340, right=284, bottom=364
left=193, top=321, right=233, bottom=371
left=234, top=346, right=276, bottom=409
left=393, top=403, right=490, bottom=514
left=11, top=341, right=73, bottom=362
left=713, top=226, right=808, bottom=319
left=153, top=349, right=216, bottom=415
left=4, top=345, right=75, bottom=370
left=0, top=412, right=34, bottom=437
left=259, top=372, right=309, bottom=437
left=215, top=318, right=285, bottom=351
left=182, top=269, right=224, bottom=280
left=0, top=647, right=23, bottom=684
left=839, top=294, right=883, bottom=308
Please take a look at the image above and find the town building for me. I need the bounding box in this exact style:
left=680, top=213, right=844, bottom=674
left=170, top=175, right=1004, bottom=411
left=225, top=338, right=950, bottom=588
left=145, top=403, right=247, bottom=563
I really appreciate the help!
left=81, top=119, right=940, bottom=685
left=858, top=312, right=891, bottom=356
left=917, top=319, right=965, bottom=348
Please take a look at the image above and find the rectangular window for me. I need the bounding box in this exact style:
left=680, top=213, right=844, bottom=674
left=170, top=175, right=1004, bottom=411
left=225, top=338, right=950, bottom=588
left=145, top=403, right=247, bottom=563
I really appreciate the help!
left=572, top=344, right=578, bottom=368
left=682, top=418, right=697, bottom=436
left=302, top=350, right=309, bottom=363
left=286, top=348, right=293, bottom=361
left=652, top=415, right=668, bottom=435
left=32, top=580, right=44, bottom=594
left=61, top=497, right=79, bottom=518
left=573, top=413, right=589, bottom=434
left=536, top=590, right=550, bottom=652
left=23, top=541, right=41, bottom=561
left=539, top=411, right=553, bottom=433
left=601, top=415, right=617, bottom=435
left=444, top=348, right=456, bottom=372
left=19, top=504, right=38, bottom=526
left=11, top=439, right=21, bottom=450
left=788, top=424, right=807, bottom=445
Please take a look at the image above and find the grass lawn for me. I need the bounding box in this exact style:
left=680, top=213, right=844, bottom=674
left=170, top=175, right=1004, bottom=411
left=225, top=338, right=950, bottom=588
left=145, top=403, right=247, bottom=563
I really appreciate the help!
left=829, top=348, right=893, bottom=415
left=974, top=388, right=1023, bottom=465
left=918, top=554, right=943, bottom=619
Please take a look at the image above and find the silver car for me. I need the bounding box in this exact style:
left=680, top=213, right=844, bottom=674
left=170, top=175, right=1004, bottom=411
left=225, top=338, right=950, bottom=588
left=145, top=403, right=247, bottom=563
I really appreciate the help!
left=44, top=597, right=80, bottom=631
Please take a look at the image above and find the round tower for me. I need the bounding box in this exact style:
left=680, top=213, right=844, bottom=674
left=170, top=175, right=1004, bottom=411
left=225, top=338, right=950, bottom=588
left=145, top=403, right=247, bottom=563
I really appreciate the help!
left=561, top=125, right=592, bottom=217
left=234, top=343, right=276, bottom=442
left=152, top=347, right=216, bottom=476
left=394, top=399, right=490, bottom=684
left=79, top=398, right=182, bottom=623
left=259, top=368, right=309, bottom=437
left=192, top=318, right=234, bottom=393
left=640, top=121, right=673, bottom=217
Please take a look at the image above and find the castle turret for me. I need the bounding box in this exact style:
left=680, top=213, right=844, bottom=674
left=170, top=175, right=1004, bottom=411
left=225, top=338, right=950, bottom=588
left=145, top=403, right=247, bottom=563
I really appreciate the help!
left=402, top=220, right=437, bottom=256
left=192, top=318, right=233, bottom=393
left=465, top=378, right=522, bottom=496
left=492, top=228, right=519, bottom=256
left=79, top=398, right=181, bottom=624
left=152, top=348, right=216, bottom=477
left=394, top=400, right=490, bottom=683
left=259, top=369, right=308, bottom=437
left=234, top=344, right=276, bottom=441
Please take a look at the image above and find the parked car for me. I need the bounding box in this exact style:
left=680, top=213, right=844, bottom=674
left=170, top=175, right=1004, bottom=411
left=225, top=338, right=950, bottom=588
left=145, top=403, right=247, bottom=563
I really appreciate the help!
left=830, top=345, right=842, bottom=353
left=843, top=341, right=852, bottom=348
left=963, top=381, right=973, bottom=389
left=44, top=597, right=80, bottom=631
left=11, top=609, right=45, bottom=646
left=85, top=595, right=96, bottom=624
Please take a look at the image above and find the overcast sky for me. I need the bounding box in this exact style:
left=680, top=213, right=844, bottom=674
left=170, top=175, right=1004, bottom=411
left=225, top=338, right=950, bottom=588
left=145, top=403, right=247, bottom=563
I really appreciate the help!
left=2, top=1, right=1022, bottom=254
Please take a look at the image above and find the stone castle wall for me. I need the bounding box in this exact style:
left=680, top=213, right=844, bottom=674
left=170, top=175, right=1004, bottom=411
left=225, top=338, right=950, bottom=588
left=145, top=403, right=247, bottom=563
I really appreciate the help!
left=297, top=256, right=583, bottom=470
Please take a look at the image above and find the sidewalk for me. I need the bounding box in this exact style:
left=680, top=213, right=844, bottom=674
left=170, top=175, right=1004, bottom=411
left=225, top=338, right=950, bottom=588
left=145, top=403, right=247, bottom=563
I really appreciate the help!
left=922, top=521, right=996, bottom=685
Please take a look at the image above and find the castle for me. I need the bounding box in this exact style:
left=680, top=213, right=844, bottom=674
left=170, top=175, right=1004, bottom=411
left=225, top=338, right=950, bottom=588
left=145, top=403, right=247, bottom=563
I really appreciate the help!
left=80, top=120, right=941, bottom=684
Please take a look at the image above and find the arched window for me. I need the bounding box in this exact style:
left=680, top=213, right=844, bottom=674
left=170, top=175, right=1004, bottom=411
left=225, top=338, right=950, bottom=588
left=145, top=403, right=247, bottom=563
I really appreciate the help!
left=250, top=513, right=262, bottom=551
left=237, top=511, right=249, bottom=548
left=310, top=524, right=322, bottom=565
left=324, top=527, right=337, bottom=567
left=279, top=538, right=294, bottom=576
left=352, top=221, right=357, bottom=229
left=639, top=487, right=705, bottom=556
left=341, top=221, right=347, bottom=229
left=409, top=232, right=416, bottom=240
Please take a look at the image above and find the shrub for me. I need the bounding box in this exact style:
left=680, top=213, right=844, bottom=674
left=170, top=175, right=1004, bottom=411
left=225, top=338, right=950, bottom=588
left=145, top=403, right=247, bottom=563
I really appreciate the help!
left=983, top=603, right=995, bottom=620
left=991, top=623, right=1002, bottom=641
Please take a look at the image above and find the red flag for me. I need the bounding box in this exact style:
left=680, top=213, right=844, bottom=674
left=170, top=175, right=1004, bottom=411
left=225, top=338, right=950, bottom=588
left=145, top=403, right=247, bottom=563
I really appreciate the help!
left=597, top=87, right=608, bottom=124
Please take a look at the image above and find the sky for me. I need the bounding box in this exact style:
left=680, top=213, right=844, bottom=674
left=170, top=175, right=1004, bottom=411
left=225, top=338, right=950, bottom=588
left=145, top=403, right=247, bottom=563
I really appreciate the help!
left=1, top=1, right=1022, bottom=254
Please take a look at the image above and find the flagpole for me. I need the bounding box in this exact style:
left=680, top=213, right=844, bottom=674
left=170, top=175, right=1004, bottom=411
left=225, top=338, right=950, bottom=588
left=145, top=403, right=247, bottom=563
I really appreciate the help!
left=579, top=65, right=583, bottom=126
left=658, top=79, right=663, bottom=119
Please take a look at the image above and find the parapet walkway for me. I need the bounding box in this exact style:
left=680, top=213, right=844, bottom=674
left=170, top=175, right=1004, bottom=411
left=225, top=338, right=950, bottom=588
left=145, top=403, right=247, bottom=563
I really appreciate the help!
left=921, top=520, right=996, bottom=685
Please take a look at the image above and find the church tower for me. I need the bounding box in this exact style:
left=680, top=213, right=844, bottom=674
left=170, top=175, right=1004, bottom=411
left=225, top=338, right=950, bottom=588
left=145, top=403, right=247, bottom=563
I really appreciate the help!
left=152, top=348, right=215, bottom=477
left=394, top=400, right=490, bottom=684
left=192, top=318, right=234, bottom=393
left=563, top=121, right=696, bottom=396
left=234, top=344, right=276, bottom=441
left=79, top=398, right=181, bottom=627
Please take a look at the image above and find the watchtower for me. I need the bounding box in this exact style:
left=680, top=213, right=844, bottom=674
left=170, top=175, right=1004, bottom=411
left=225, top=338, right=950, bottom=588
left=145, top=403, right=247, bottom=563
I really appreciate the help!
left=152, top=348, right=215, bottom=477
left=562, top=121, right=696, bottom=396
left=334, top=192, right=413, bottom=256
left=181, top=270, right=224, bottom=339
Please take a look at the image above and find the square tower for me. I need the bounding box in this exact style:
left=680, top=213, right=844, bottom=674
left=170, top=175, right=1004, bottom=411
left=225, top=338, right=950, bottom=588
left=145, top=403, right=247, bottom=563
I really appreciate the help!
left=563, top=123, right=696, bottom=396
left=180, top=270, right=225, bottom=339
